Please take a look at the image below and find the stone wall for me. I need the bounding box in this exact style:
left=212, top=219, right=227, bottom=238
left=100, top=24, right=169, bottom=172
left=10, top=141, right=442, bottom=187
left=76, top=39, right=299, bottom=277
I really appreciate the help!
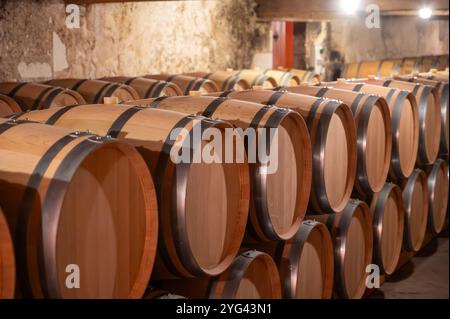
left=0, top=0, right=271, bottom=81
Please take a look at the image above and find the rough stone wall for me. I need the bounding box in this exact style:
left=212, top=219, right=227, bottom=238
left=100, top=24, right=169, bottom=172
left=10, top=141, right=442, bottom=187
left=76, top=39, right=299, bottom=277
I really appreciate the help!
left=0, top=0, right=271, bottom=81
left=329, top=16, right=449, bottom=63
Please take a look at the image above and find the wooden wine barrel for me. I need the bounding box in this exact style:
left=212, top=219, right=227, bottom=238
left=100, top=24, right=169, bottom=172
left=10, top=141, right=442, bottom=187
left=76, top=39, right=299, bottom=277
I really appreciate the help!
left=369, top=183, right=404, bottom=275
left=424, top=159, right=449, bottom=235
left=279, top=68, right=321, bottom=84
left=125, top=95, right=311, bottom=241
left=0, top=94, right=21, bottom=117
left=0, top=206, right=15, bottom=299
left=206, top=89, right=356, bottom=214
left=394, top=75, right=449, bottom=155
left=364, top=78, right=441, bottom=165
left=276, top=220, right=334, bottom=299
left=100, top=76, right=182, bottom=98
left=280, top=85, right=392, bottom=197
left=15, top=105, right=249, bottom=280
left=331, top=80, right=419, bottom=180
left=0, top=82, right=85, bottom=111
left=0, top=118, right=157, bottom=298
left=45, top=79, right=139, bottom=104
left=419, top=56, right=439, bottom=73
left=358, top=60, right=382, bottom=78
left=159, top=250, right=282, bottom=299
left=235, top=69, right=278, bottom=89
left=400, top=57, right=421, bottom=74
left=184, top=71, right=251, bottom=91
left=343, top=62, right=360, bottom=78
left=378, top=59, right=402, bottom=77
left=144, top=75, right=219, bottom=95
left=311, top=199, right=373, bottom=299
left=400, top=169, right=429, bottom=252
left=263, top=70, right=300, bottom=86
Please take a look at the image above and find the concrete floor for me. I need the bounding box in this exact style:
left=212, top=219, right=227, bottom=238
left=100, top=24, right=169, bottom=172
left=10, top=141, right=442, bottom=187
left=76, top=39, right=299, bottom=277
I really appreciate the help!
left=370, top=230, right=449, bottom=299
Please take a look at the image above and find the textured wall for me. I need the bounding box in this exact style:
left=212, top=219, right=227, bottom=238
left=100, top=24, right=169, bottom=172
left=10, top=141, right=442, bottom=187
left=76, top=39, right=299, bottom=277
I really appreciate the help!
left=0, top=0, right=271, bottom=81
left=329, top=16, right=449, bottom=63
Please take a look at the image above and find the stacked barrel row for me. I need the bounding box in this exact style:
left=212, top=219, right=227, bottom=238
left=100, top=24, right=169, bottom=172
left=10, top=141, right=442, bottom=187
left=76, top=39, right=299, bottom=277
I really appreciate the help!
left=343, top=54, right=449, bottom=79
left=0, top=64, right=447, bottom=299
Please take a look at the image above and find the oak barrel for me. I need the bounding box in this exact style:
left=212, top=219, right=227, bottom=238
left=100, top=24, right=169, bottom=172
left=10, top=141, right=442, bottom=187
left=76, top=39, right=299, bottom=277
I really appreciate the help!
left=369, top=183, right=404, bottom=275
left=276, top=220, right=334, bottom=299
left=0, top=82, right=85, bottom=111
left=0, top=118, right=157, bottom=298
left=279, top=68, right=321, bottom=84
left=378, top=59, right=402, bottom=77
left=45, top=79, right=139, bottom=104
left=363, top=78, right=441, bottom=165
left=419, top=56, right=439, bottom=73
left=400, top=57, right=421, bottom=74
left=343, top=63, right=360, bottom=78
left=358, top=60, right=382, bottom=78
left=0, top=206, right=15, bottom=299
left=100, top=76, right=182, bottom=98
left=263, top=69, right=301, bottom=86
left=331, top=80, right=419, bottom=180
left=424, top=159, right=448, bottom=235
left=184, top=71, right=251, bottom=91
left=400, top=169, right=429, bottom=252
left=312, top=199, right=373, bottom=299
left=0, top=94, right=21, bottom=118
left=159, top=250, right=282, bottom=299
left=233, top=69, right=278, bottom=89
left=144, top=74, right=219, bottom=95
left=125, top=95, right=311, bottom=241
left=281, top=85, right=392, bottom=197
left=207, top=89, right=356, bottom=214
left=16, top=105, right=250, bottom=280
left=395, top=75, right=449, bottom=155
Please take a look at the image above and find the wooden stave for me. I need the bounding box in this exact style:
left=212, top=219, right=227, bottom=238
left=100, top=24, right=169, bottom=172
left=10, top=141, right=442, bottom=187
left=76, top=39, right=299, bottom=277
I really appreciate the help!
left=0, top=206, right=15, bottom=299
left=311, top=199, right=373, bottom=299
left=0, top=118, right=157, bottom=298
left=207, top=89, right=356, bottom=214
left=369, top=183, right=404, bottom=275
left=45, top=79, right=139, bottom=104
left=126, top=95, right=312, bottom=241
left=400, top=169, right=429, bottom=252
left=280, top=85, right=392, bottom=198
left=331, top=80, right=420, bottom=181
left=0, top=82, right=86, bottom=111
left=424, top=159, right=449, bottom=235
left=100, top=76, right=183, bottom=98
left=15, top=104, right=250, bottom=279
left=144, top=74, right=219, bottom=95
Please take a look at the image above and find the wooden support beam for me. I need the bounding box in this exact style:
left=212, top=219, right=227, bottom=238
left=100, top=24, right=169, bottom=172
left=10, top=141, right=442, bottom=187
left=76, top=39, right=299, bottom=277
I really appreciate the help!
left=256, top=0, right=449, bottom=21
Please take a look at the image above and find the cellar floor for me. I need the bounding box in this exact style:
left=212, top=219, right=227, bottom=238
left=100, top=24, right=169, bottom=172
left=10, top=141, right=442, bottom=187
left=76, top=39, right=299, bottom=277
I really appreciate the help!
left=370, top=229, right=449, bottom=299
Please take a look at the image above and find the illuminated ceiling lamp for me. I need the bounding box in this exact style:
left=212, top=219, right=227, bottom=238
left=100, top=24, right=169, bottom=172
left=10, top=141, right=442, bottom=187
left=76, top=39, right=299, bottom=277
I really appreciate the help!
left=418, top=6, right=433, bottom=19
left=339, top=0, right=361, bottom=15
